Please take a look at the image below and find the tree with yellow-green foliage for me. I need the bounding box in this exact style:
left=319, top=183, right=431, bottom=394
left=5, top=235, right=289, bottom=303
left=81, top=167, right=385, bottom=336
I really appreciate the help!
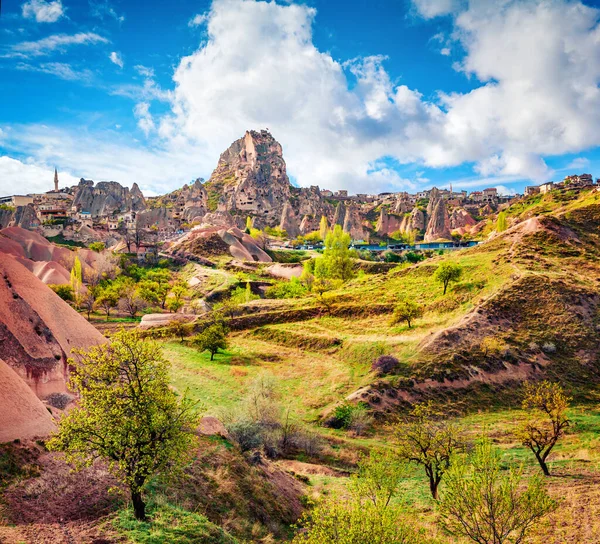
left=516, top=381, right=571, bottom=476
left=319, top=215, right=329, bottom=240
left=70, top=256, right=83, bottom=307
left=313, top=225, right=354, bottom=282
left=439, top=438, right=556, bottom=544
left=434, top=262, right=462, bottom=295
left=390, top=298, right=423, bottom=328
left=394, top=402, right=464, bottom=500
left=48, top=330, right=199, bottom=521
left=293, top=450, right=431, bottom=544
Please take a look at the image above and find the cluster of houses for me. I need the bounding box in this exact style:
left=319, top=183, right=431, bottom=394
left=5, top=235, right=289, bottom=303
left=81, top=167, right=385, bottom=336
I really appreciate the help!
left=0, top=170, right=137, bottom=233
left=524, top=174, right=597, bottom=196
left=318, top=185, right=513, bottom=208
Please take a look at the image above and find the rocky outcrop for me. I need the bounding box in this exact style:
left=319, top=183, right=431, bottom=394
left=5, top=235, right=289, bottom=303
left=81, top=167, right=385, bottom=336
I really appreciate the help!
left=299, top=215, right=319, bottom=234
left=167, top=225, right=272, bottom=263
left=376, top=208, right=404, bottom=236
left=203, top=130, right=291, bottom=224
left=292, top=186, right=334, bottom=223
left=0, top=208, right=13, bottom=228
left=137, top=207, right=171, bottom=229
left=72, top=179, right=147, bottom=217
left=279, top=202, right=300, bottom=238
left=343, top=204, right=367, bottom=240
left=393, top=192, right=412, bottom=214
left=424, top=189, right=452, bottom=241
left=11, top=205, right=40, bottom=229
left=0, top=256, right=105, bottom=399
left=0, top=359, right=56, bottom=442
left=332, top=202, right=346, bottom=227
left=450, top=209, right=476, bottom=231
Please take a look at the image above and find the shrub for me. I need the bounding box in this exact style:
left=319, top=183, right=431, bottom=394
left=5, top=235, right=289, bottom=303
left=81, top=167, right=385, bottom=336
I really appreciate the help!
left=541, top=342, right=556, bottom=353
left=49, top=284, right=74, bottom=302
left=265, top=277, right=308, bottom=299
left=227, top=421, right=265, bottom=452
left=327, top=402, right=371, bottom=432
left=404, top=251, right=424, bottom=263
left=372, top=355, right=400, bottom=375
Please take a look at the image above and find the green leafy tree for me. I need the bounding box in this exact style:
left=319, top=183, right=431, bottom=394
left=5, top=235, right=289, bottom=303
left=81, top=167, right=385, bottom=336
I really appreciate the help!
left=95, top=287, right=119, bottom=320
left=434, top=262, right=462, bottom=295
left=137, top=280, right=161, bottom=306
left=169, top=319, right=189, bottom=342
left=167, top=282, right=188, bottom=313
left=294, top=450, right=429, bottom=544
left=146, top=269, right=172, bottom=309
left=390, top=298, right=423, bottom=328
left=81, top=286, right=98, bottom=319
left=192, top=323, right=228, bottom=361
left=496, top=211, right=508, bottom=233
left=394, top=402, right=463, bottom=499
left=319, top=215, right=329, bottom=240
left=48, top=330, right=199, bottom=521
left=118, top=281, right=145, bottom=318
left=70, top=256, right=83, bottom=307
left=89, top=242, right=106, bottom=252
left=230, top=282, right=260, bottom=305
left=516, top=381, right=571, bottom=476
left=439, top=439, right=557, bottom=544
left=49, top=283, right=74, bottom=302
left=245, top=216, right=254, bottom=233
left=314, top=225, right=354, bottom=282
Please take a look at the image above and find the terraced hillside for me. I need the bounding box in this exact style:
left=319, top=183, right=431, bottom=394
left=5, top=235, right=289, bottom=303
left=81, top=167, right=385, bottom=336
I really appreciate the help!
left=164, top=188, right=600, bottom=423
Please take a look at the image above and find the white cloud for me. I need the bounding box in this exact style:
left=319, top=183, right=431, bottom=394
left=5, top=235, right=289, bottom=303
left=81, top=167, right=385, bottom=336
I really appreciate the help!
left=0, top=156, right=80, bottom=195
left=134, top=102, right=155, bottom=135
left=5, top=32, right=108, bottom=58
left=109, top=51, right=124, bottom=68
left=134, top=65, right=155, bottom=78
left=15, top=61, right=94, bottom=82
left=566, top=157, right=590, bottom=170
left=22, top=0, right=64, bottom=23
left=188, top=12, right=209, bottom=27
left=111, top=78, right=170, bottom=102
left=90, top=0, right=125, bottom=23
left=411, top=0, right=459, bottom=19
left=4, top=0, right=600, bottom=196
left=495, top=185, right=517, bottom=196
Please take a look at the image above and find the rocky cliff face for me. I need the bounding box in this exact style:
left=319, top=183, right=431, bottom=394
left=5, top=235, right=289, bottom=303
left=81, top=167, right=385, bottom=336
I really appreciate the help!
left=203, top=130, right=291, bottom=225
left=279, top=202, right=300, bottom=238
left=376, top=208, right=403, bottom=236
left=343, top=204, right=368, bottom=240
left=72, top=179, right=147, bottom=217
left=424, top=188, right=452, bottom=241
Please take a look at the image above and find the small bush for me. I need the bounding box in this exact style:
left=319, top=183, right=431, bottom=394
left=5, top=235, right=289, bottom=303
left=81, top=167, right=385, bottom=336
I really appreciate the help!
left=227, top=421, right=265, bottom=452
left=542, top=342, right=557, bottom=353
left=265, top=277, right=308, bottom=299
left=372, top=355, right=400, bottom=375
left=45, top=392, right=73, bottom=409
left=326, top=402, right=372, bottom=433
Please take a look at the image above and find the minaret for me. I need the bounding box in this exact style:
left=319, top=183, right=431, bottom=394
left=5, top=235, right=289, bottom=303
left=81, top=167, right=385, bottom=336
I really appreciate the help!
left=54, top=168, right=59, bottom=192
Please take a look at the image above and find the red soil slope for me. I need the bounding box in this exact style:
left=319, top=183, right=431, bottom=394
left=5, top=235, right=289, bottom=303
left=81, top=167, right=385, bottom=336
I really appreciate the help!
left=0, top=227, right=99, bottom=285
left=0, top=256, right=105, bottom=399
left=0, top=360, right=55, bottom=442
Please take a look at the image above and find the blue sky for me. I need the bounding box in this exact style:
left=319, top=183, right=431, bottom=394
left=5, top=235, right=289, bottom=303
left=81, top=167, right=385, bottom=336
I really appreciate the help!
left=1, top=0, right=600, bottom=196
